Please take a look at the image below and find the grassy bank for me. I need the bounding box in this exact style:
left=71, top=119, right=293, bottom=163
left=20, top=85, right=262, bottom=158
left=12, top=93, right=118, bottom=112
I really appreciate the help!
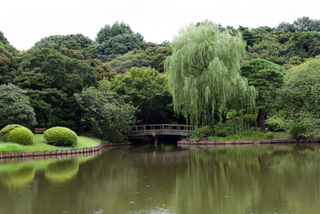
left=191, top=131, right=292, bottom=141
left=0, top=134, right=102, bottom=153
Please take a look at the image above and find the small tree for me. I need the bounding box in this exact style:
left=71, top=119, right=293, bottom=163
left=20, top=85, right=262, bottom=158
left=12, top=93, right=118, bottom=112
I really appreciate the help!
left=0, top=83, right=37, bottom=129
left=75, top=80, right=136, bottom=142
left=240, top=58, right=285, bottom=131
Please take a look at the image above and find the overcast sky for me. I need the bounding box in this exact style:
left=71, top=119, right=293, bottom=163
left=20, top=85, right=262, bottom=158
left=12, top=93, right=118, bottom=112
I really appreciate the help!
left=1, top=0, right=320, bottom=51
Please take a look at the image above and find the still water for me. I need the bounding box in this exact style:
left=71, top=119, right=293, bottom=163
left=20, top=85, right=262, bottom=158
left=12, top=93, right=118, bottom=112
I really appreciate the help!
left=1, top=144, right=320, bottom=214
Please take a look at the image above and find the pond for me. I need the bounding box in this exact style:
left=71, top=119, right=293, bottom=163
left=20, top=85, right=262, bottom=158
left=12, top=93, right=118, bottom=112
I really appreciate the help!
left=1, top=143, right=320, bottom=214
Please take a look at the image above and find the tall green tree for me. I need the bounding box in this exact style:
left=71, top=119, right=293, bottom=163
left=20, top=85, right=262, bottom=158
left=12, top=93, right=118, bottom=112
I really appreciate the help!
left=96, top=21, right=144, bottom=44
left=277, top=56, right=320, bottom=138
left=95, top=34, right=142, bottom=62
left=165, top=22, right=257, bottom=126
left=240, top=58, right=285, bottom=131
left=75, top=79, right=136, bottom=142
left=13, top=48, right=97, bottom=129
left=0, top=83, right=37, bottom=129
left=0, top=47, right=18, bottom=84
left=111, top=67, right=173, bottom=125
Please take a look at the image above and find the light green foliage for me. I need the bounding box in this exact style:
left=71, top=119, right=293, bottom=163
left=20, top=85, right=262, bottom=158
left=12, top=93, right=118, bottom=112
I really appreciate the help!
left=194, top=126, right=213, bottom=137
left=0, top=84, right=37, bottom=128
left=84, top=58, right=119, bottom=80
left=7, top=127, right=34, bottom=145
left=14, top=48, right=97, bottom=129
left=0, top=143, right=23, bottom=153
left=0, top=124, right=23, bottom=141
left=44, top=127, right=78, bottom=147
left=0, top=46, right=18, bottom=84
left=75, top=79, right=136, bottom=142
left=265, top=114, right=285, bottom=131
left=107, top=50, right=152, bottom=72
left=277, top=57, right=320, bottom=138
left=165, top=22, right=257, bottom=126
left=111, top=67, right=172, bottom=124
left=95, top=34, right=142, bottom=62
left=240, top=58, right=285, bottom=130
left=0, top=124, right=33, bottom=145
left=60, top=48, right=84, bottom=60
left=265, top=132, right=273, bottom=139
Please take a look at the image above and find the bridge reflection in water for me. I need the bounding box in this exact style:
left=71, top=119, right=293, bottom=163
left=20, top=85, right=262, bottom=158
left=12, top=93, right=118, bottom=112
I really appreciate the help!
left=127, top=124, right=197, bottom=137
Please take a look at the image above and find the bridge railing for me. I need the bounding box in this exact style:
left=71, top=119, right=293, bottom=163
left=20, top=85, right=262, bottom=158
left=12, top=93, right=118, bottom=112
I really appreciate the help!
left=128, top=124, right=198, bottom=133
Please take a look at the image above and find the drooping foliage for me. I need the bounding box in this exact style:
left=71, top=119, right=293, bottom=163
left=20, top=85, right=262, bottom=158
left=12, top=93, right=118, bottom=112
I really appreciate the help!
left=165, top=22, right=257, bottom=126
left=0, top=84, right=37, bottom=129
left=277, top=56, right=320, bottom=138
left=13, top=48, right=97, bottom=129
left=75, top=79, right=136, bottom=142
left=240, top=58, right=285, bottom=131
left=111, top=67, right=173, bottom=124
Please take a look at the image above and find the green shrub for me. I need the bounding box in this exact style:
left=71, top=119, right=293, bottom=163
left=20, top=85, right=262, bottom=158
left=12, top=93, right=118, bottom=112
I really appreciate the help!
left=290, top=125, right=307, bottom=139
left=265, top=115, right=285, bottom=131
left=7, top=127, right=34, bottom=145
left=93, top=126, right=126, bottom=143
left=242, top=113, right=258, bottom=127
left=0, top=143, right=23, bottom=153
left=44, top=127, right=78, bottom=147
left=265, top=132, right=274, bottom=139
left=0, top=124, right=23, bottom=141
left=194, top=126, right=213, bottom=138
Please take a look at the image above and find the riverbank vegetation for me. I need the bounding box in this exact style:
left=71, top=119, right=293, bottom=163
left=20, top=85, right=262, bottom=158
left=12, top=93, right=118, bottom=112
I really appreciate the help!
left=1, top=17, right=320, bottom=144
left=0, top=134, right=101, bottom=153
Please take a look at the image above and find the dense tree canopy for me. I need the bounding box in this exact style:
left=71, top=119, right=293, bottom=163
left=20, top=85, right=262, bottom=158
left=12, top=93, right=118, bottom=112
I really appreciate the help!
left=240, top=58, right=285, bottom=131
left=0, top=83, right=37, bottom=129
left=33, top=34, right=96, bottom=59
left=96, top=21, right=144, bottom=44
left=276, top=16, right=320, bottom=33
left=111, top=67, right=173, bottom=125
left=13, top=48, right=97, bottom=129
left=95, top=34, right=142, bottom=62
left=165, top=22, right=257, bottom=126
left=277, top=56, right=320, bottom=138
left=0, top=47, right=18, bottom=84
left=75, top=79, right=136, bottom=142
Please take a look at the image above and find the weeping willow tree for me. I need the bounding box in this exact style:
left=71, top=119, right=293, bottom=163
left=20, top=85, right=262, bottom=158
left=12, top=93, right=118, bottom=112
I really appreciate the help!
left=165, top=22, right=257, bottom=126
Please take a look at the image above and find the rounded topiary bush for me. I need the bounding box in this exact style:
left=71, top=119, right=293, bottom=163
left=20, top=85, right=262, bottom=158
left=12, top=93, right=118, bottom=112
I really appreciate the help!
left=7, top=127, right=34, bottom=145
left=44, top=127, right=78, bottom=147
left=0, top=124, right=23, bottom=141
left=0, top=124, right=33, bottom=145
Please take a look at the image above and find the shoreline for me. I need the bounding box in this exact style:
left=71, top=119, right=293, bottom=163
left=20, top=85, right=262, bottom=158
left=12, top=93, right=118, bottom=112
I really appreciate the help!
left=178, top=138, right=320, bottom=145
left=0, top=142, right=132, bottom=161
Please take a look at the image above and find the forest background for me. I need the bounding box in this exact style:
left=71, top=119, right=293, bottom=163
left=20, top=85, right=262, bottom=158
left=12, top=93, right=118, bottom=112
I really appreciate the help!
left=1, top=16, right=320, bottom=142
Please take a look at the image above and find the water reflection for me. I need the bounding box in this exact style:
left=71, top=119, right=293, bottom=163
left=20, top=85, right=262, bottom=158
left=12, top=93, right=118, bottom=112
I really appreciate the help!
left=0, top=144, right=320, bottom=213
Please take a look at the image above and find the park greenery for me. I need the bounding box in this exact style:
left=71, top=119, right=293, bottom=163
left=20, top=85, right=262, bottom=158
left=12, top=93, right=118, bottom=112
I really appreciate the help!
left=1, top=16, right=320, bottom=145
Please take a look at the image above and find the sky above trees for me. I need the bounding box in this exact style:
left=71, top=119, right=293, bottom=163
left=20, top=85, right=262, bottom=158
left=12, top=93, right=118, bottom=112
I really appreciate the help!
left=1, top=0, right=320, bottom=50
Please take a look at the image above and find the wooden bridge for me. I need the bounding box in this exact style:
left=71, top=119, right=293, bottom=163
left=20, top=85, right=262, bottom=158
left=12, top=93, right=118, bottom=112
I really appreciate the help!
left=127, top=124, right=197, bottom=137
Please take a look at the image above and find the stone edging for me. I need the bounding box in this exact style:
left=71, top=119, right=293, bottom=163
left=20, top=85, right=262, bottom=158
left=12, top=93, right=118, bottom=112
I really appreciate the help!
left=0, top=142, right=132, bottom=160
left=178, top=139, right=320, bottom=145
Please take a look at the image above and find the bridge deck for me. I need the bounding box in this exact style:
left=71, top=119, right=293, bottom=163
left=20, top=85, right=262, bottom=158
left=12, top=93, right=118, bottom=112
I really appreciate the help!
left=127, top=124, right=197, bottom=137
